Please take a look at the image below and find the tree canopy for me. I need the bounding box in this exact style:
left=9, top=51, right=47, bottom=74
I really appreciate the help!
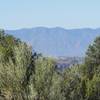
left=0, top=30, right=100, bottom=100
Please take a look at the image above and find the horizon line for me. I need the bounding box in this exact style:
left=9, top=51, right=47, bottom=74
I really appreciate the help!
left=4, top=26, right=100, bottom=31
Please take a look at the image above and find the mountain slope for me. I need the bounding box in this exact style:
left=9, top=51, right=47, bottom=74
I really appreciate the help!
left=6, top=27, right=100, bottom=57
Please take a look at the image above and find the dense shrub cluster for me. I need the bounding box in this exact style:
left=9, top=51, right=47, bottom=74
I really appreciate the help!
left=0, top=30, right=100, bottom=100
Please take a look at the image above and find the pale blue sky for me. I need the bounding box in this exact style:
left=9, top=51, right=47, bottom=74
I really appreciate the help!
left=0, top=0, right=100, bottom=29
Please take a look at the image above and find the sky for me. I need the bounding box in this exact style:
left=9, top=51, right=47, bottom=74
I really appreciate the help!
left=0, top=0, right=100, bottom=30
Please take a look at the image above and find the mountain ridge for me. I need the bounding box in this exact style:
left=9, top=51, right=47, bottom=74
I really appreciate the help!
left=6, top=27, right=100, bottom=57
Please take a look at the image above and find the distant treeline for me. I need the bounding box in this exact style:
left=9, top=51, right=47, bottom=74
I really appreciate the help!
left=0, top=30, right=100, bottom=100
left=55, top=57, right=84, bottom=70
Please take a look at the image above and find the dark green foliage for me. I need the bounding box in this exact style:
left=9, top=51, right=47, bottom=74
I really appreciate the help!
left=0, top=30, right=20, bottom=63
left=0, top=30, right=36, bottom=100
left=85, top=37, right=100, bottom=80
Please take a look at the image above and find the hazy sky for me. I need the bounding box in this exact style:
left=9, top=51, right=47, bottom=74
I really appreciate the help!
left=0, top=0, right=100, bottom=29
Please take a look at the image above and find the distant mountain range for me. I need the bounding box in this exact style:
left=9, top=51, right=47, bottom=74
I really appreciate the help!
left=6, top=27, right=100, bottom=57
